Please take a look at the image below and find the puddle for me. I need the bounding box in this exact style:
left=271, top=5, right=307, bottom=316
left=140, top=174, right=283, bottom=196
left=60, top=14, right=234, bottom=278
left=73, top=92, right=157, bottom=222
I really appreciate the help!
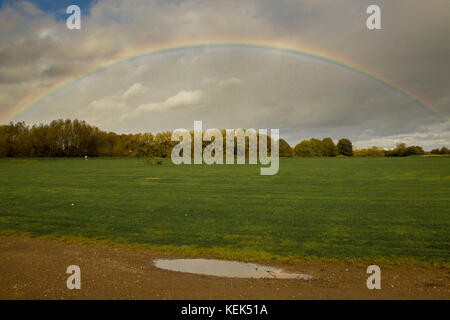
left=153, top=258, right=316, bottom=280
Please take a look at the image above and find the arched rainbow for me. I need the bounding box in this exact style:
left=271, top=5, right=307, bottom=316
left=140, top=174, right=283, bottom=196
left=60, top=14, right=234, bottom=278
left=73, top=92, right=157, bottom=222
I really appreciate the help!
left=3, top=39, right=447, bottom=122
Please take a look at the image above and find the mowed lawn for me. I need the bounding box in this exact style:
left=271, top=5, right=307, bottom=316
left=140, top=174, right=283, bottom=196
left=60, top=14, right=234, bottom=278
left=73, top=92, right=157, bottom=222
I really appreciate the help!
left=0, top=157, right=449, bottom=265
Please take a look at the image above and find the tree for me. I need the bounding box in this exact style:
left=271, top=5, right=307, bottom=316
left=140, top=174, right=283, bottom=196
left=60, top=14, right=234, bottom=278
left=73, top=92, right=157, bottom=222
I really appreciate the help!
left=154, top=131, right=176, bottom=158
left=367, top=146, right=385, bottom=157
left=404, top=146, right=424, bottom=156
left=278, top=139, right=293, bottom=157
left=322, top=137, right=338, bottom=157
left=309, top=138, right=324, bottom=157
left=385, top=143, right=424, bottom=157
left=0, top=120, right=434, bottom=160
left=394, top=143, right=407, bottom=156
left=337, top=138, right=353, bottom=156
left=430, top=148, right=440, bottom=155
left=354, top=146, right=385, bottom=157
left=440, top=146, right=450, bottom=154
left=294, top=140, right=313, bottom=157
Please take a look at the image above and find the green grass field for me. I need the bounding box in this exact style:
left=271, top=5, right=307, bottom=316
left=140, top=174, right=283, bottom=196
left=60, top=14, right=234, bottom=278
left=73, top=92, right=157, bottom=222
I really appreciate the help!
left=0, top=157, right=449, bottom=265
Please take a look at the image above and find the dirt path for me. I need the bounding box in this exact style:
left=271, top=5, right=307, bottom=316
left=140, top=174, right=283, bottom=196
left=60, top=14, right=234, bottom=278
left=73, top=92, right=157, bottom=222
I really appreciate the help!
left=0, top=236, right=448, bottom=299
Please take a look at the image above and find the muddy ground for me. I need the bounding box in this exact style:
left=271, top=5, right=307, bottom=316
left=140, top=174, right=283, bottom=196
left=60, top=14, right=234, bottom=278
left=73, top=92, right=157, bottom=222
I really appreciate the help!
left=0, top=237, right=448, bottom=299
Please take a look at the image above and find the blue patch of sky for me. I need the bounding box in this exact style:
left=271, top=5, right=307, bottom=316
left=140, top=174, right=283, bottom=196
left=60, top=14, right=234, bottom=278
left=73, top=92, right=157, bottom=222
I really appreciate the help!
left=0, top=0, right=98, bottom=20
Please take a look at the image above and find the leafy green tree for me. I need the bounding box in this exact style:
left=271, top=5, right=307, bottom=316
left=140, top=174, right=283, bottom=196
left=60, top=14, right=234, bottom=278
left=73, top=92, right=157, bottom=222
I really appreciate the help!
left=321, top=137, right=338, bottom=157
left=337, top=138, right=353, bottom=156
left=309, top=138, right=324, bottom=157
left=279, top=139, right=293, bottom=157
left=355, top=146, right=385, bottom=157
left=367, top=146, right=385, bottom=157
left=430, top=148, right=440, bottom=154
left=353, top=148, right=368, bottom=157
left=294, top=140, right=313, bottom=157
left=0, top=125, right=11, bottom=157
left=385, top=143, right=424, bottom=157
left=394, top=143, right=407, bottom=156
left=404, top=146, right=424, bottom=156
left=154, top=131, right=176, bottom=158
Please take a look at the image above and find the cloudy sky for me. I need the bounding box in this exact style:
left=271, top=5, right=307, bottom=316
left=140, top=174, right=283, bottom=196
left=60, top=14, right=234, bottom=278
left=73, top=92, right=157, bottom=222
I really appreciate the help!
left=0, top=0, right=449, bottom=149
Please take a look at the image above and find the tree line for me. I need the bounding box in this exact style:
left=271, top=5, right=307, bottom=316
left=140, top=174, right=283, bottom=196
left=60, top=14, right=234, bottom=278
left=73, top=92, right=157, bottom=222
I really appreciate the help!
left=0, top=120, right=174, bottom=158
left=0, top=119, right=448, bottom=158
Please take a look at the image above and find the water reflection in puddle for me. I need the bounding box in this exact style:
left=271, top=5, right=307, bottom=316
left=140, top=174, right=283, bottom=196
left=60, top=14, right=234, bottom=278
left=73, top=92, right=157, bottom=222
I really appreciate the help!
left=153, top=258, right=316, bottom=280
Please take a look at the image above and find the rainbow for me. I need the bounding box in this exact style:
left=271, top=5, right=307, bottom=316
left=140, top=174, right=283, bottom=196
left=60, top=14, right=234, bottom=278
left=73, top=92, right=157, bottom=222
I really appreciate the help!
left=3, top=39, right=447, bottom=122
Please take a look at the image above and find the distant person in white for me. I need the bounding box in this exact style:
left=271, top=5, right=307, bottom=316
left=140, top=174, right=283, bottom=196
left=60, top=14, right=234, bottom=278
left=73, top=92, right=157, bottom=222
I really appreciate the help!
left=84, top=155, right=88, bottom=160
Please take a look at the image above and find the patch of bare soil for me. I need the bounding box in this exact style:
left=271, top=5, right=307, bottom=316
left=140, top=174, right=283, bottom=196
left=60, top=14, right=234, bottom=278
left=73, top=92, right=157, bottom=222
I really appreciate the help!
left=0, top=237, right=448, bottom=299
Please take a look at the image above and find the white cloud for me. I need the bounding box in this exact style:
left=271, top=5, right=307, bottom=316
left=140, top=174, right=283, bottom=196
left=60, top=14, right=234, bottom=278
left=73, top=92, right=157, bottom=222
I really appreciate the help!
left=219, top=77, right=242, bottom=87
left=202, top=77, right=242, bottom=87
left=136, top=90, right=203, bottom=113
left=354, top=121, right=450, bottom=150
left=84, top=82, right=148, bottom=121
left=201, top=77, right=242, bottom=87
left=122, top=82, right=145, bottom=98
